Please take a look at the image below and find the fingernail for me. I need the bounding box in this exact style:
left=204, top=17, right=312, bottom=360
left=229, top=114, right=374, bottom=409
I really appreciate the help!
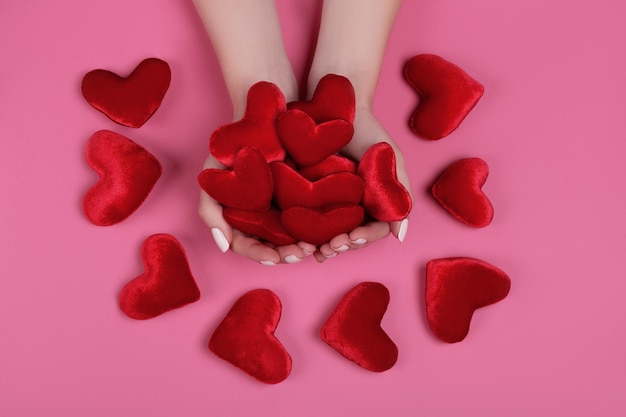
left=303, top=249, right=313, bottom=256
left=260, top=260, right=277, bottom=266
left=211, top=228, right=229, bottom=253
left=284, top=255, right=302, bottom=264
left=324, top=252, right=338, bottom=258
left=397, top=219, right=409, bottom=243
left=351, top=238, right=367, bottom=245
left=334, top=245, right=349, bottom=252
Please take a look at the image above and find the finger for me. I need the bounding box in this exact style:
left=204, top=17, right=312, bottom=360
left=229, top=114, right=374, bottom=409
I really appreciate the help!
left=318, top=243, right=339, bottom=258
left=296, top=241, right=316, bottom=257
left=313, top=251, right=327, bottom=263
left=387, top=149, right=411, bottom=243
left=276, top=244, right=306, bottom=264
left=328, top=233, right=352, bottom=253
left=348, top=221, right=391, bottom=246
left=389, top=218, right=409, bottom=243
left=198, top=155, right=234, bottom=253
left=198, top=191, right=232, bottom=253
left=230, top=231, right=281, bottom=265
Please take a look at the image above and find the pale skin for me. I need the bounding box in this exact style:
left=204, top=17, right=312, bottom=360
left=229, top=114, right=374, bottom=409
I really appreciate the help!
left=193, top=0, right=413, bottom=265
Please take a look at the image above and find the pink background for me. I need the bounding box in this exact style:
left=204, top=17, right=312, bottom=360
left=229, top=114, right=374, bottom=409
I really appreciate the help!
left=1, top=0, right=625, bottom=415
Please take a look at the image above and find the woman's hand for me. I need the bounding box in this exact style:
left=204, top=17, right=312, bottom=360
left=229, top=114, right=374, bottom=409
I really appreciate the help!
left=198, top=153, right=316, bottom=265
left=314, top=107, right=413, bottom=263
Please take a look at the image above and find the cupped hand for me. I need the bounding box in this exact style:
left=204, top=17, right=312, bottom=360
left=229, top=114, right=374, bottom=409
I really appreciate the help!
left=314, top=107, right=414, bottom=263
left=198, top=154, right=316, bottom=265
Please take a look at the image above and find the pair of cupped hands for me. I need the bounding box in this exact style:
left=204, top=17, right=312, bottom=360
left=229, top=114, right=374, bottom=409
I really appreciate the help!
left=199, top=102, right=413, bottom=265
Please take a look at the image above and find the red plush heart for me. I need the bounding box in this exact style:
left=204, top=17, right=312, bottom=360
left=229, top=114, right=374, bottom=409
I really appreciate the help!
left=281, top=204, right=364, bottom=245
left=404, top=54, right=484, bottom=140
left=299, top=154, right=357, bottom=182
left=223, top=207, right=296, bottom=246
left=358, top=142, right=412, bottom=222
left=270, top=162, right=364, bottom=210
left=81, top=58, right=171, bottom=128
left=320, top=282, right=397, bottom=372
left=288, top=74, right=355, bottom=123
left=426, top=257, right=511, bottom=343
left=198, top=147, right=273, bottom=211
left=119, top=234, right=200, bottom=320
left=83, top=130, right=162, bottom=226
left=209, top=82, right=286, bottom=167
left=276, top=109, right=353, bottom=167
left=432, top=158, right=493, bottom=228
left=209, top=289, right=292, bottom=384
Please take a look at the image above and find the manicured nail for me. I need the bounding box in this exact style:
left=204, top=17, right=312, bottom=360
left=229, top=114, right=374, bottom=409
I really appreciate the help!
left=302, top=249, right=313, bottom=256
left=334, top=244, right=349, bottom=252
left=397, top=219, right=409, bottom=243
left=351, top=238, right=367, bottom=245
left=284, top=255, right=302, bottom=264
left=260, top=260, right=277, bottom=266
left=324, top=252, right=338, bottom=258
left=211, top=228, right=229, bottom=253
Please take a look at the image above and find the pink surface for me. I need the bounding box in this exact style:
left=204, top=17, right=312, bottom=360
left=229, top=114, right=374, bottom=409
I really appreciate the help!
left=1, top=0, right=625, bottom=415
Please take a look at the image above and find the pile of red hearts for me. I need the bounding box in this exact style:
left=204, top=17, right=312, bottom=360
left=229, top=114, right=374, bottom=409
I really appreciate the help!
left=198, top=75, right=412, bottom=246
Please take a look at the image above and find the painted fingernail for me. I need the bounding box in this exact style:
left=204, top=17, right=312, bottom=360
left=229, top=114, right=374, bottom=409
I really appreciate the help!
left=211, top=228, right=229, bottom=253
left=284, top=255, right=302, bottom=264
left=260, top=260, right=277, bottom=266
left=334, top=245, right=349, bottom=252
left=351, top=238, right=367, bottom=245
left=397, top=219, right=409, bottom=243
left=324, top=252, right=338, bottom=258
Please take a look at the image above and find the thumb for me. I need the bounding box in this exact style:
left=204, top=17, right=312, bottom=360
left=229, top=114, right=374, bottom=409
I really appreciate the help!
left=198, top=190, right=232, bottom=253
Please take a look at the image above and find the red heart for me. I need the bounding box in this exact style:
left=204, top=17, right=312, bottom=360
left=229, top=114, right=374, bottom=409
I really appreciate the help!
left=276, top=109, right=353, bottom=167
left=209, top=289, right=292, bottom=384
left=320, top=282, right=397, bottom=372
left=119, top=234, right=200, bottom=320
left=299, top=154, right=357, bottom=182
left=357, top=142, right=412, bottom=222
left=404, top=54, right=484, bottom=140
left=270, top=162, right=364, bottom=210
left=281, top=205, right=364, bottom=245
left=431, top=158, right=493, bottom=228
left=209, top=82, right=286, bottom=167
left=198, top=148, right=273, bottom=211
left=288, top=74, right=355, bottom=123
left=426, top=257, right=511, bottom=343
left=223, top=207, right=296, bottom=246
left=81, top=58, right=171, bottom=128
left=83, top=130, right=162, bottom=226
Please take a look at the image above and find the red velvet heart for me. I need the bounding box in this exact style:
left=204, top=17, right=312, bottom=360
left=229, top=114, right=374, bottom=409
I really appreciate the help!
left=404, top=54, right=484, bottom=140
left=198, top=147, right=273, bottom=211
left=426, top=257, right=511, bottom=343
left=83, top=130, right=162, bottom=226
left=281, top=204, right=364, bottom=245
left=270, top=162, right=364, bottom=210
left=209, top=289, right=292, bottom=384
left=209, top=82, right=286, bottom=167
left=432, top=158, right=493, bottom=228
left=81, top=58, right=171, bottom=128
left=119, top=234, right=200, bottom=320
left=299, top=154, right=357, bottom=182
left=288, top=74, right=355, bottom=123
left=321, top=282, right=397, bottom=372
left=276, top=109, right=353, bottom=167
left=358, top=142, right=412, bottom=222
left=223, top=207, right=296, bottom=246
